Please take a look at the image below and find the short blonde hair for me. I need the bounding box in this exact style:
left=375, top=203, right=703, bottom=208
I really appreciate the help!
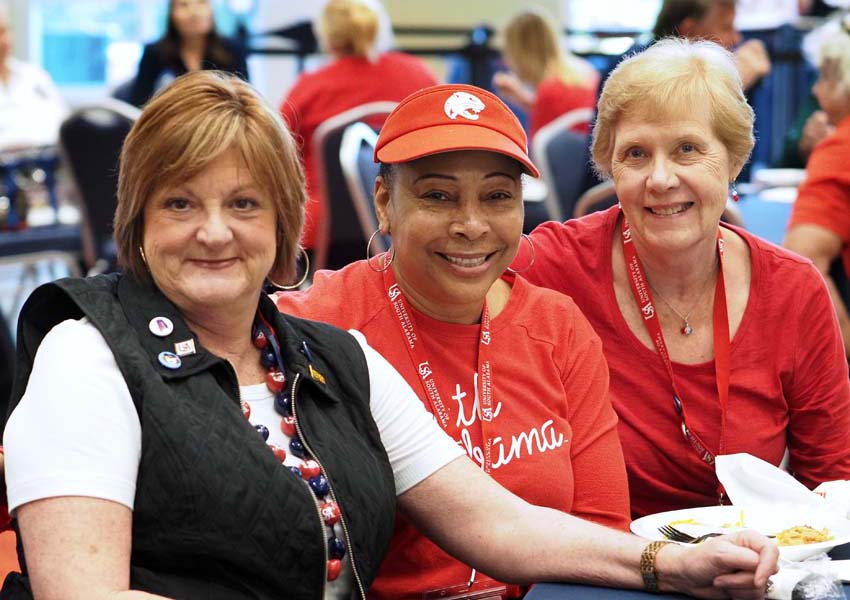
left=819, top=29, right=850, bottom=91
left=316, top=0, right=378, bottom=59
left=114, top=71, right=307, bottom=283
left=592, top=37, right=754, bottom=177
left=502, top=8, right=588, bottom=87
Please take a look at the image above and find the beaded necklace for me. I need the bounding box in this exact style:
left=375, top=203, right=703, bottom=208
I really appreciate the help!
left=241, top=314, right=346, bottom=582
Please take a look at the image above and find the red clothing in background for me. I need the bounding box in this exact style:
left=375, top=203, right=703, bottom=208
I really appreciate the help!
left=520, top=206, right=850, bottom=518
left=275, top=260, right=630, bottom=599
left=280, top=53, right=437, bottom=249
left=788, top=117, right=850, bottom=277
left=530, top=74, right=598, bottom=138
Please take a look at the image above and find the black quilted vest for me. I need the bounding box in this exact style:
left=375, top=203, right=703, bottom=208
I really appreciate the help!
left=3, top=273, right=396, bottom=599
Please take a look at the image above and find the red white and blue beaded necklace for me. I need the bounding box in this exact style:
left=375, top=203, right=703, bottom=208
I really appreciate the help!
left=241, top=314, right=346, bottom=582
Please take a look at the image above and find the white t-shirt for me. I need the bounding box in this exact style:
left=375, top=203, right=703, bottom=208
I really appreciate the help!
left=0, top=57, right=69, bottom=151
left=4, top=318, right=463, bottom=600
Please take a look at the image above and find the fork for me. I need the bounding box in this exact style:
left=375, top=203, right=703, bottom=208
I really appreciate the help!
left=658, top=525, right=724, bottom=544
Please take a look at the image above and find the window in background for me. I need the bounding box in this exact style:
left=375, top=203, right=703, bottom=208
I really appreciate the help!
left=29, top=0, right=245, bottom=88
left=564, top=0, right=661, bottom=32
left=563, top=0, right=661, bottom=55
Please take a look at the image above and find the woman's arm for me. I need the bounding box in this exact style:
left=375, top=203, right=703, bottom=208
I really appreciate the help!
left=5, top=319, right=147, bottom=598
left=782, top=261, right=850, bottom=483
left=784, top=224, right=850, bottom=357
left=17, top=497, right=170, bottom=600
left=559, top=321, right=630, bottom=530
left=400, top=456, right=777, bottom=598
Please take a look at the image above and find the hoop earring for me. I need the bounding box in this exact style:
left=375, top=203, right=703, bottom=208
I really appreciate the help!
left=139, top=245, right=147, bottom=266
left=730, top=181, right=740, bottom=202
left=267, top=248, right=310, bottom=290
left=507, top=234, right=536, bottom=274
left=366, top=228, right=394, bottom=273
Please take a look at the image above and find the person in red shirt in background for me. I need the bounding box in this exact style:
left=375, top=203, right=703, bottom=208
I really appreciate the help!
left=275, top=83, right=630, bottom=599
left=492, top=8, right=598, bottom=138
left=784, top=26, right=850, bottom=358
left=280, top=0, right=437, bottom=257
left=516, top=38, right=850, bottom=519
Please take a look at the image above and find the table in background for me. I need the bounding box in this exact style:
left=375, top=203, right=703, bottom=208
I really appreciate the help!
left=736, top=192, right=796, bottom=245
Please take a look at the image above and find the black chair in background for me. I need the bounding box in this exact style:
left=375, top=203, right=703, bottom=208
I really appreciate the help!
left=59, top=99, right=140, bottom=274
left=532, top=108, right=596, bottom=222
left=830, top=258, right=850, bottom=315
left=0, top=310, right=14, bottom=427
left=312, top=101, right=397, bottom=272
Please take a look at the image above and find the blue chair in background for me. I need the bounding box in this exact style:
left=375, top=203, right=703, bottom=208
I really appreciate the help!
left=532, top=107, right=596, bottom=223
left=312, top=101, right=397, bottom=272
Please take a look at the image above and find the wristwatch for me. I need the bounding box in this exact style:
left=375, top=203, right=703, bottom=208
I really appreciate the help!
left=640, top=540, right=672, bottom=592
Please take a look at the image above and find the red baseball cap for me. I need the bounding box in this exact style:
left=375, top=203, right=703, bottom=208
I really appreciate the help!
left=374, top=83, right=539, bottom=177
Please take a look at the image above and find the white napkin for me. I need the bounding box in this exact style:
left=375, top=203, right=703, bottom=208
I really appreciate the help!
left=716, top=453, right=825, bottom=508
left=716, top=453, right=850, bottom=518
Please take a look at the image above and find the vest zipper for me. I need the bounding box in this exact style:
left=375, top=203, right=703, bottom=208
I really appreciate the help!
left=291, top=372, right=367, bottom=600
left=227, top=364, right=328, bottom=597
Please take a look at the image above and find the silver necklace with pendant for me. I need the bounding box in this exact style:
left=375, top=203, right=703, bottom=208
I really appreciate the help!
left=648, top=261, right=718, bottom=337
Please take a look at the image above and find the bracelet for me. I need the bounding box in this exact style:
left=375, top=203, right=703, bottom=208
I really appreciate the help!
left=640, top=540, right=672, bottom=593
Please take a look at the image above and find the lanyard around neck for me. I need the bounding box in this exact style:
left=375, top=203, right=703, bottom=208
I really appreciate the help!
left=382, top=266, right=496, bottom=473
left=620, top=218, right=731, bottom=472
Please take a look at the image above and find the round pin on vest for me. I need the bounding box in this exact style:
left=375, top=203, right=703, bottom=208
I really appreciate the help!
left=158, top=351, right=182, bottom=370
left=149, top=317, right=174, bottom=337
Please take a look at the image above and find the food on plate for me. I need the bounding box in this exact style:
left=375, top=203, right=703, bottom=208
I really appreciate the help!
left=773, top=525, right=833, bottom=546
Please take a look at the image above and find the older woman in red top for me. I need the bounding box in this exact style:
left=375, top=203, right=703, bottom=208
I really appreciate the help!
left=518, top=38, right=850, bottom=519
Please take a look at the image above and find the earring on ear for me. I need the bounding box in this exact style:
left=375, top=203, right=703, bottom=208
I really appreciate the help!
left=730, top=181, right=740, bottom=202
left=139, top=245, right=147, bottom=265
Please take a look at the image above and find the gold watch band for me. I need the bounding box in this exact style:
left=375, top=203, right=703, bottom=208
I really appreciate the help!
left=640, top=540, right=672, bottom=593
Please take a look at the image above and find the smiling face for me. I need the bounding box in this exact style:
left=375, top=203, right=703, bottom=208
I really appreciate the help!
left=170, top=0, right=214, bottom=38
left=610, top=107, right=736, bottom=255
left=376, top=150, right=524, bottom=322
left=141, top=147, right=277, bottom=316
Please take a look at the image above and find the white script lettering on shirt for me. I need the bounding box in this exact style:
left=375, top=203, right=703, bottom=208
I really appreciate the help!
left=451, top=376, right=566, bottom=470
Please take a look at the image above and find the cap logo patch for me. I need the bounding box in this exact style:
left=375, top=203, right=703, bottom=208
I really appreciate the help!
left=444, top=91, right=485, bottom=121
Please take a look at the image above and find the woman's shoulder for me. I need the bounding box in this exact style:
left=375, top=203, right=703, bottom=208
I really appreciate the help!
left=505, top=277, right=602, bottom=345
left=733, top=226, right=824, bottom=293
left=274, top=260, right=386, bottom=329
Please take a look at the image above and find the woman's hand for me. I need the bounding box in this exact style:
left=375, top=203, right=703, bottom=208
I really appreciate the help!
left=735, top=39, right=771, bottom=91
left=659, top=532, right=779, bottom=599
left=799, top=110, right=834, bottom=160
left=492, top=72, right=534, bottom=112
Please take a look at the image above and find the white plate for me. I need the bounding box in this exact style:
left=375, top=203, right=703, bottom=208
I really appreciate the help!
left=753, top=168, right=807, bottom=188
left=631, top=505, right=850, bottom=561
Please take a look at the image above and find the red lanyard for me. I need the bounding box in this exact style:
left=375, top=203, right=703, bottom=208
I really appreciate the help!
left=382, top=266, right=496, bottom=473
left=620, top=218, right=731, bottom=477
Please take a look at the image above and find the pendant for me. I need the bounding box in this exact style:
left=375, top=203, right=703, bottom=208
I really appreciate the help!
left=681, top=323, right=693, bottom=336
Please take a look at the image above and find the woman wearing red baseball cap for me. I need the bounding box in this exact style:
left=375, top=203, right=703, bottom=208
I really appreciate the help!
left=275, top=83, right=775, bottom=599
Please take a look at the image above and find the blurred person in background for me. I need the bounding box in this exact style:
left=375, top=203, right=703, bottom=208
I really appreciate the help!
left=492, top=8, right=599, bottom=137
left=129, top=0, right=248, bottom=107
left=652, top=0, right=771, bottom=91
left=277, top=83, right=630, bottom=599
left=516, top=38, right=850, bottom=519
left=280, top=0, right=437, bottom=257
left=0, top=1, right=68, bottom=152
left=784, top=26, right=850, bottom=358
